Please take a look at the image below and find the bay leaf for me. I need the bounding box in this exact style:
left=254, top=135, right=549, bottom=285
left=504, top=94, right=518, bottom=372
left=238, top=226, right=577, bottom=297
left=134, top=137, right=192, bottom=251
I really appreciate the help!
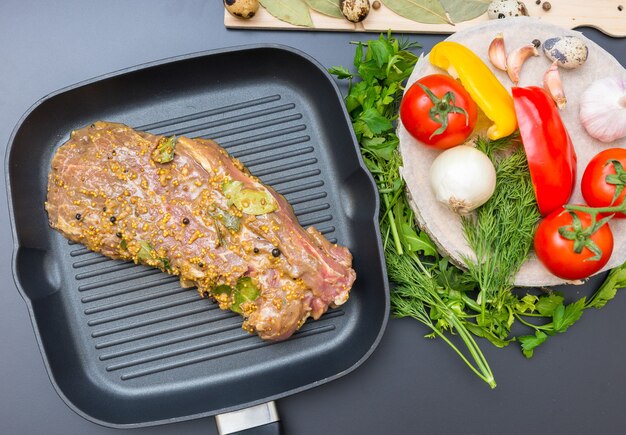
left=304, top=0, right=343, bottom=18
left=381, top=0, right=451, bottom=25
left=260, top=0, right=314, bottom=27
left=440, top=0, right=490, bottom=23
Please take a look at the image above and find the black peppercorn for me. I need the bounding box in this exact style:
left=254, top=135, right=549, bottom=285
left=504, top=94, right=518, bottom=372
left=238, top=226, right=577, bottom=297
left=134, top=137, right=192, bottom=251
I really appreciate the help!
left=535, top=0, right=540, bottom=4
left=109, top=216, right=116, bottom=223
left=116, top=232, right=122, bottom=238
left=253, top=248, right=259, bottom=254
left=532, top=39, right=541, bottom=48
left=619, top=5, right=623, bottom=11
left=198, top=262, right=204, bottom=268
left=498, top=13, right=505, bottom=18
left=102, top=206, right=107, bottom=212
left=271, top=248, right=281, bottom=257
left=542, top=1, right=551, bottom=11
left=75, top=213, right=81, bottom=220
left=182, top=217, right=190, bottom=225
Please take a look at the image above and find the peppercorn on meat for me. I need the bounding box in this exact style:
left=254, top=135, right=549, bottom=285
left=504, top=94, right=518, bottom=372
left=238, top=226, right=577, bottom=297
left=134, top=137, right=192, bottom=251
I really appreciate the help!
left=45, top=122, right=355, bottom=340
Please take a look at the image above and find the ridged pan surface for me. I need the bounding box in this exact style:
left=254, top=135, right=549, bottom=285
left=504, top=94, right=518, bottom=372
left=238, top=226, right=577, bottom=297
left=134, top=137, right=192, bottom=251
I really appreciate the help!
left=6, top=45, right=389, bottom=427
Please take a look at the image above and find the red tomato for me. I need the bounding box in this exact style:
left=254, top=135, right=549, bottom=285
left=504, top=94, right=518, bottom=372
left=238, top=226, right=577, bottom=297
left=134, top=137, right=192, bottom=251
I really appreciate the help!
left=534, top=207, right=613, bottom=280
left=581, top=148, right=626, bottom=218
left=400, top=74, right=478, bottom=149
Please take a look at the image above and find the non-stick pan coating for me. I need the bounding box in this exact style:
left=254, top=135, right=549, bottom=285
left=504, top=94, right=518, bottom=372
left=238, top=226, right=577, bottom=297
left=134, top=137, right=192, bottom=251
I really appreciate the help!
left=6, top=45, right=389, bottom=427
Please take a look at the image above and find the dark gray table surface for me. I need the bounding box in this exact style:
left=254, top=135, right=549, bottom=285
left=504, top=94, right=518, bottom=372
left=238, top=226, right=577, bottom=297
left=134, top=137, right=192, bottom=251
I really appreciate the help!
left=1, top=1, right=625, bottom=434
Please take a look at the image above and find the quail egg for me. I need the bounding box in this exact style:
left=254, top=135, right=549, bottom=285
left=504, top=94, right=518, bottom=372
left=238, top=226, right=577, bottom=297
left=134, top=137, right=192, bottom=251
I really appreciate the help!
left=340, top=0, right=371, bottom=23
left=543, top=36, right=588, bottom=69
left=487, top=0, right=529, bottom=19
left=224, top=0, right=259, bottom=19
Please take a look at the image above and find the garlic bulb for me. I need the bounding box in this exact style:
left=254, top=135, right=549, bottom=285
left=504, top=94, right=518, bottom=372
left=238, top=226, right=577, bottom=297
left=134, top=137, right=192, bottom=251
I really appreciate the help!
left=429, top=145, right=497, bottom=215
left=579, top=76, right=626, bottom=143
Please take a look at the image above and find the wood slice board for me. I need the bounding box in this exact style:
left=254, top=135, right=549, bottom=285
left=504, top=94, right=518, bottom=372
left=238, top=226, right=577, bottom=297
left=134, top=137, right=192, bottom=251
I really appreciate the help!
left=224, top=1, right=626, bottom=38
left=398, top=17, right=626, bottom=287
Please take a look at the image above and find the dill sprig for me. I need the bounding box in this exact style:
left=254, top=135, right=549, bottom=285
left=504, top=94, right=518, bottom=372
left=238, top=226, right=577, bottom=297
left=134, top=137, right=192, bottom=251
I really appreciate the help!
left=462, top=135, right=541, bottom=334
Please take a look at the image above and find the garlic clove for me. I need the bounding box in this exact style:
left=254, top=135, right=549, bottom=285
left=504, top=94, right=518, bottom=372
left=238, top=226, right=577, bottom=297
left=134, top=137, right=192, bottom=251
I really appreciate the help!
left=488, top=33, right=508, bottom=71
left=507, top=43, right=539, bottom=85
left=543, top=61, right=567, bottom=109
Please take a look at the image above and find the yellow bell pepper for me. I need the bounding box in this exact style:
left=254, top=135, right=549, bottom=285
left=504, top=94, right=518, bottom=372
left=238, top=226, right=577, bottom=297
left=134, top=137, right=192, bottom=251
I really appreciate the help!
left=429, top=41, right=517, bottom=140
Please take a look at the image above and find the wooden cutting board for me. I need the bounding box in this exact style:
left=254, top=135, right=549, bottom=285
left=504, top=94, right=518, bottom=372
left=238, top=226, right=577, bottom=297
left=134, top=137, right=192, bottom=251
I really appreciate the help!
left=224, top=1, right=626, bottom=38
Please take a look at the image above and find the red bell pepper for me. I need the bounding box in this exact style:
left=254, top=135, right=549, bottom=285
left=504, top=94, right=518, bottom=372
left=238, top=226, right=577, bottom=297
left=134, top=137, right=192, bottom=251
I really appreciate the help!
left=512, top=86, right=577, bottom=216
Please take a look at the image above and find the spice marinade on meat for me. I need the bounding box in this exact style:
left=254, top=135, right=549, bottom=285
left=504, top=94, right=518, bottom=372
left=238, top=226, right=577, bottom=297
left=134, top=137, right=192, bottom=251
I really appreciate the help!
left=45, top=122, right=356, bottom=340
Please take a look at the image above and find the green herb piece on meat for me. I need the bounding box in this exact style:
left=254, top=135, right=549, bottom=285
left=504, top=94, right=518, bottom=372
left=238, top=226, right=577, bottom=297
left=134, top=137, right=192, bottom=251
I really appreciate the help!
left=136, top=241, right=156, bottom=263
left=213, top=285, right=232, bottom=296
left=221, top=210, right=241, bottom=232
left=235, top=189, right=277, bottom=215
left=135, top=240, right=170, bottom=271
left=151, top=135, right=177, bottom=163
left=222, top=180, right=277, bottom=216
left=160, top=257, right=172, bottom=272
left=230, top=277, right=260, bottom=314
left=222, top=180, right=243, bottom=205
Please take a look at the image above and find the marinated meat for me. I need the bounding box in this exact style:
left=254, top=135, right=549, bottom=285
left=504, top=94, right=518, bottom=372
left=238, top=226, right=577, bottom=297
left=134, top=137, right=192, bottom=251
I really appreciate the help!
left=45, top=122, right=355, bottom=340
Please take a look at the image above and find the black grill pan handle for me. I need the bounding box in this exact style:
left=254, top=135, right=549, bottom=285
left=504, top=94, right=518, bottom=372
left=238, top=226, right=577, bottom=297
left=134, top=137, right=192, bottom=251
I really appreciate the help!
left=216, top=401, right=282, bottom=435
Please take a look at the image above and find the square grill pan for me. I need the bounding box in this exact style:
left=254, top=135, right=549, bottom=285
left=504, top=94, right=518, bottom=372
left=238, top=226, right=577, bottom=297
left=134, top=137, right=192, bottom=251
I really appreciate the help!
left=6, top=45, right=389, bottom=427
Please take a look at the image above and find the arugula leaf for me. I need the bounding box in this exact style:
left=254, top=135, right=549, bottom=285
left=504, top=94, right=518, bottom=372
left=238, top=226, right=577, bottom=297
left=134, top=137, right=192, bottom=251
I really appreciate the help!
left=552, top=298, right=586, bottom=333
left=519, top=330, right=549, bottom=359
left=398, top=222, right=437, bottom=256
left=436, top=258, right=475, bottom=293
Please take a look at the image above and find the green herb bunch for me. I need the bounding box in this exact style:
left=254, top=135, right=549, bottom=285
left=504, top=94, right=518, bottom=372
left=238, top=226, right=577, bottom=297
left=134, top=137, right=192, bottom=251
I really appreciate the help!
left=330, top=33, right=496, bottom=388
left=330, top=33, right=626, bottom=387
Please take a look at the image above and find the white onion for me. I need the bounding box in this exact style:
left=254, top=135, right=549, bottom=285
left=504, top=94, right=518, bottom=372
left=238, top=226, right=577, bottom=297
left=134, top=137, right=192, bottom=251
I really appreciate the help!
left=579, top=76, right=626, bottom=143
left=429, top=145, right=497, bottom=215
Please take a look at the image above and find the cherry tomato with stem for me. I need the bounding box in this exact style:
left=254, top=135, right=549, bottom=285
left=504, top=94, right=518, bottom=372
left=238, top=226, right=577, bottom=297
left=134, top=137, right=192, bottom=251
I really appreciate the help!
left=581, top=148, right=626, bottom=218
left=534, top=206, right=613, bottom=280
left=400, top=74, right=478, bottom=150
